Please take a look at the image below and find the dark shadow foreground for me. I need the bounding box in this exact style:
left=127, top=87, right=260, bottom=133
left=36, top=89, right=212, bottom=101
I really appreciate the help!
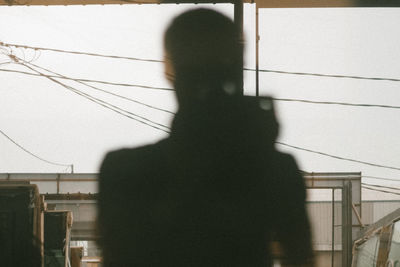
left=98, top=8, right=313, bottom=267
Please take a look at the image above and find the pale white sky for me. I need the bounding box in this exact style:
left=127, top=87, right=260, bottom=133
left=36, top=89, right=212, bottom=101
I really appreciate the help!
left=1, top=5, right=400, bottom=190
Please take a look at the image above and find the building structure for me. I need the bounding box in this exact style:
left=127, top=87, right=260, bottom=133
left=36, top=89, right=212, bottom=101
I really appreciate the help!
left=3, top=172, right=399, bottom=266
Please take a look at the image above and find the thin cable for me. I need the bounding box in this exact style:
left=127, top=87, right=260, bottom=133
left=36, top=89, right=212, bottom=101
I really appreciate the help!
left=4, top=59, right=400, bottom=168
left=0, top=129, right=72, bottom=168
left=3, top=42, right=400, bottom=83
left=0, top=46, right=12, bottom=65
left=9, top=57, right=170, bottom=133
left=362, top=183, right=400, bottom=191
left=1, top=41, right=163, bottom=63
left=3, top=67, right=400, bottom=111
left=363, top=175, right=400, bottom=183
left=28, top=49, right=41, bottom=63
left=23, top=60, right=175, bottom=114
left=273, top=98, right=400, bottom=110
left=276, top=142, right=400, bottom=172
left=0, top=68, right=174, bottom=91
left=362, top=186, right=400, bottom=196
left=244, top=68, right=400, bottom=83
left=48, top=76, right=174, bottom=91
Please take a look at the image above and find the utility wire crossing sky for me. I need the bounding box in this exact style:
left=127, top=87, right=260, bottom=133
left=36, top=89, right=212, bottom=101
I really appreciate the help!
left=2, top=45, right=400, bottom=174
left=1, top=5, right=400, bottom=193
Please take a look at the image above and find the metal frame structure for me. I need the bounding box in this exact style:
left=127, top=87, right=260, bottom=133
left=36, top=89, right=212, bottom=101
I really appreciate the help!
left=304, top=172, right=361, bottom=267
left=1, top=172, right=361, bottom=266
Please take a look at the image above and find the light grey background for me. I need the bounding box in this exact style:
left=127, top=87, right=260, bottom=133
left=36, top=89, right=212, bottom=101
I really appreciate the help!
left=1, top=5, right=399, bottom=188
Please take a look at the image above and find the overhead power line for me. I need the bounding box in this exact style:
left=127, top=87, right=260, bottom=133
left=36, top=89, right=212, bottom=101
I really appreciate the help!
left=0, top=41, right=163, bottom=63
left=276, top=142, right=400, bottom=172
left=0, top=68, right=174, bottom=91
left=3, top=42, right=400, bottom=83
left=8, top=55, right=170, bottom=133
left=0, top=129, right=72, bottom=169
left=22, top=60, right=175, bottom=115
left=2, top=68, right=400, bottom=111
left=362, top=185, right=400, bottom=196
left=274, top=98, right=400, bottom=110
left=362, top=183, right=400, bottom=191
left=363, top=175, right=400, bottom=182
left=4, top=44, right=400, bottom=175
left=5, top=55, right=400, bottom=171
left=244, top=68, right=400, bottom=83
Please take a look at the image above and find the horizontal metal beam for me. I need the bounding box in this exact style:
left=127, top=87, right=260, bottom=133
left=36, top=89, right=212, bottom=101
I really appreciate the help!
left=303, top=172, right=361, bottom=189
left=1, top=0, right=399, bottom=6
left=43, top=193, right=98, bottom=200
left=0, top=0, right=242, bottom=6
left=1, top=172, right=361, bottom=179
left=0, top=173, right=97, bottom=180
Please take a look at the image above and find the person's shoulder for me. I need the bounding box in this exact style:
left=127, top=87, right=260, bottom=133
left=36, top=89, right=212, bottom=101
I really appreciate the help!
left=272, top=150, right=298, bottom=167
left=100, top=138, right=170, bottom=172
left=270, top=151, right=303, bottom=181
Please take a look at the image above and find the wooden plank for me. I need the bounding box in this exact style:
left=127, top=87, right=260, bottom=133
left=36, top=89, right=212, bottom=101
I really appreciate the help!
left=0, top=0, right=243, bottom=6
left=256, top=0, right=400, bottom=8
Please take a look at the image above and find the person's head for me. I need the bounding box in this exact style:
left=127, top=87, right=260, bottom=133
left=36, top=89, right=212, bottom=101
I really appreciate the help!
left=164, top=8, right=242, bottom=108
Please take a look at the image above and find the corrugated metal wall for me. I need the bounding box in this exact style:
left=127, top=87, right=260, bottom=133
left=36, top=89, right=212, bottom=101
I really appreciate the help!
left=307, top=202, right=342, bottom=251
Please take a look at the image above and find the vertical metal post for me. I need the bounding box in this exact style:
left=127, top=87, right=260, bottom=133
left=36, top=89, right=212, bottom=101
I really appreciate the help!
left=342, top=181, right=353, bottom=267
left=56, top=174, right=60, bottom=194
left=342, top=184, right=348, bottom=267
left=234, top=0, right=244, bottom=95
left=255, top=5, right=259, bottom=97
left=332, top=188, right=335, bottom=267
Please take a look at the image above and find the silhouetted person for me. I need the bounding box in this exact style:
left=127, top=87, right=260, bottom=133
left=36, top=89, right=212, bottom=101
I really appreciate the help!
left=98, top=8, right=313, bottom=267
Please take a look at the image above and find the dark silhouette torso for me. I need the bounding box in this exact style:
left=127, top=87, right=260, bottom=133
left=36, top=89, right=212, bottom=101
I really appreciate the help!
left=99, top=96, right=311, bottom=267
